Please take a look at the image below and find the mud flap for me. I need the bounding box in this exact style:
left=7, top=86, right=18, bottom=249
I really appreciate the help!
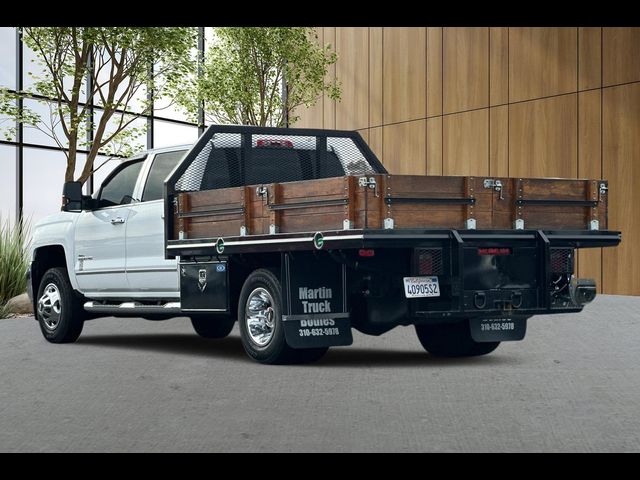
left=282, top=251, right=353, bottom=349
left=469, top=316, right=527, bottom=342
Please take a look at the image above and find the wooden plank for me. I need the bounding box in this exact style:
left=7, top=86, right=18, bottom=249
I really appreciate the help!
left=186, top=187, right=243, bottom=209
left=509, top=28, right=577, bottom=103
left=603, top=27, right=640, bottom=86
left=387, top=175, right=465, bottom=194
left=443, top=27, right=489, bottom=113
left=579, top=27, right=602, bottom=90
left=336, top=27, right=369, bottom=131
left=490, top=27, right=508, bottom=106
left=278, top=177, right=346, bottom=199
left=426, top=27, right=443, bottom=117
left=520, top=178, right=590, bottom=200
left=426, top=117, right=442, bottom=176
left=189, top=220, right=244, bottom=239
left=603, top=83, right=640, bottom=295
left=369, top=27, right=383, bottom=127
left=392, top=209, right=493, bottom=230
left=383, top=27, right=426, bottom=124
left=443, top=109, right=489, bottom=176
left=382, top=120, right=426, bottom=174
left=509, top=94, right=578, bottom=179
left=280, top=212, right=345, bottom=233
left=489, top=106, right=509, bottom=177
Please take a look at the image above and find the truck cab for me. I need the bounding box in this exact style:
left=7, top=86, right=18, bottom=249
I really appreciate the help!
left=28, top=145, right=189, bottom=319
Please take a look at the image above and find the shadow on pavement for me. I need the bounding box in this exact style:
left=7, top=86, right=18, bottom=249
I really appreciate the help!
left=78, top=333, right=516, bottom=367
left=78, top=333, right=247, bottom=360
left=319, top=347, right=514, bottom=368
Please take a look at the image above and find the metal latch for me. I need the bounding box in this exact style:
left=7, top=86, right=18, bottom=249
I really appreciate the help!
left=359, top=177, right=379, bottom=197
left=483, top=179, right=504, bottom=200
left=599, top=183, right=608, bottom=195
left=256, top=185, right=268, bottom=198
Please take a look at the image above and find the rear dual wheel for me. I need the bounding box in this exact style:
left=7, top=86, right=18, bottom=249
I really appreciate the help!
left=415, top=320, right=500, bottom=357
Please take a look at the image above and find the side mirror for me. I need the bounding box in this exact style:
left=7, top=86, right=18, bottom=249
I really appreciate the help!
left=61, top=181, right=93, bottom=212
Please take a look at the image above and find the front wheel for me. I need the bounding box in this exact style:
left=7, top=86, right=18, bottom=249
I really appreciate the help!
left=36, top=267, right=85, bottom=343
left=415, top=320, right=499, bottom=357
left=190, top=315, right=235, bottom=339
left=238, top=269, right=328, bottom=364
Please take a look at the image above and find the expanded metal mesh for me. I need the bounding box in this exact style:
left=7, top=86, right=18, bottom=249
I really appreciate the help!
left=550, top=248, right=574, bottom=274
left=174, top=132, right=376, bottom=193
left=416, top=248, right=444, bottom=275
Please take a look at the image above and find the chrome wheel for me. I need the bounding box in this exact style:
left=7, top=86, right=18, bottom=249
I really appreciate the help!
left=245, top=287, right=276, bottom=347
left=38, top=283, right=62, bottom=331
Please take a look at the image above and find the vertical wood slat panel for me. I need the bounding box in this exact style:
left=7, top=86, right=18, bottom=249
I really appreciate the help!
left=383, top=27, right=426, bottom=124
left=382, top=120, right=426, bottom=174
left=443, top=109, right=489, bottom=176
left=490, top=27, right=509, bottom=106
left=323, top=27, right=336, bottom=129
left=368, top=126, right=383, bottom=163
left=508, top=94, right=578, bottom=178
left=426, top=117, right=442, bottom=176
left=369, top=27, right=383, bottom=128
left=603, top=83, right=640, bottom=295
left=294, top=28, right=324, bottom=128
left=509, top=28, right=578, bottom=103
left=426, top=27, right=443, bottom=117
left=577, top=90, right=602, bottom=290
left=489, top=105, right=509, bottom=177
left=579, top=27, right=602, bottom=91
left=335, top=28, right=369, bottom=131
left=443, top=27, right=489, bottom=114
left=603, top=27, right=640, bottom=86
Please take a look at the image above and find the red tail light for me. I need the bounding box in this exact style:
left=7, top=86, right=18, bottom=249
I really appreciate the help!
left=478, top=247, right=512, bottom=256
left=256, top=139, right=293, bottom=148
left=358, top=249, right=375, bottom=257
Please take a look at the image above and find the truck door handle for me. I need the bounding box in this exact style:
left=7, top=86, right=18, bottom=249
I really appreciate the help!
left=110, top=217, right=125, bottom=225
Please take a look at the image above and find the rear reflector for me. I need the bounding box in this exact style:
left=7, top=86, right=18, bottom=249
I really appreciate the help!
left=477, top=247, right=512, bottom=256
left=358, top=249, right=375, bottom=257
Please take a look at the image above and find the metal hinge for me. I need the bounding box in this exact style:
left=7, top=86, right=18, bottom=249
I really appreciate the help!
left=483, top=178, right=504, bottom=200
left=359, top=176, right=379, bottom=197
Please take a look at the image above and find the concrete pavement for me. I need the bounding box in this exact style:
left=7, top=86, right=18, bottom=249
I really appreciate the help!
left=1, top=294, right=639, bottom=452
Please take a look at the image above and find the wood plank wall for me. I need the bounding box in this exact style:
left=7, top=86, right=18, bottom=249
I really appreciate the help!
left=296, top=27, right=640, bottom=295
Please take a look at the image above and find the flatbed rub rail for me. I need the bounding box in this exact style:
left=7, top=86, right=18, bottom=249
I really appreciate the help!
left=166, top=228, right=621, bottom=257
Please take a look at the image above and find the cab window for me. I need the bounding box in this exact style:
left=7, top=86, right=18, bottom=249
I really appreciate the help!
left=142, top=150, right=187, bottom=202
left=98, top=160, right=144, bottom=208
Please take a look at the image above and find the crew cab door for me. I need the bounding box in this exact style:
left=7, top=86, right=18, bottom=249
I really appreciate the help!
left=125, top=149, right=186, bottom=295
left=74, top=160, right=144, bottom=294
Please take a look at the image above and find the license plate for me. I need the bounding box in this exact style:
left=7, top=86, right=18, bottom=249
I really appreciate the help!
left=403, top=276, right=440, bottom=298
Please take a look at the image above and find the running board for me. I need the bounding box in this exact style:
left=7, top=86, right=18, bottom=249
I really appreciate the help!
left=84, top=301, right=182, bottom=315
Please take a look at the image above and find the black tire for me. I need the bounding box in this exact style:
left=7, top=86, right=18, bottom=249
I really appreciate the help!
left=415, top=320, right=500, bottom=357
left=190, top=314, right=235, bottom=339
left=238, top=269, right=328, bottom=365
left=36, top=267, right=85, bottom=344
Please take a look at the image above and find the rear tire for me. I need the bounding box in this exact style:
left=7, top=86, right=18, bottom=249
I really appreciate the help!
left=190, top=315, right=235, bottom=339
left=36, top=267, right=85, bottom=344
left=238, top=269, right=328, bottom=364
left=415, top=320, right=499, bottom=357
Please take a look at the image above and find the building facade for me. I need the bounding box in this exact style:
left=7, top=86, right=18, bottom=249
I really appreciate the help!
left=0, top=27, right=201, bottom=227
left=296, top=27, right=640, bottom=296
